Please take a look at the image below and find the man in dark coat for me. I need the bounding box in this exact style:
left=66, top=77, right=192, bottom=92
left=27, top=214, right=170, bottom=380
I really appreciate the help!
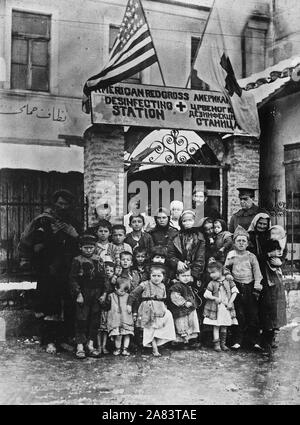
left=229, top=187, right=268, bottom=233
left=19, top=189, right=81, bottom=354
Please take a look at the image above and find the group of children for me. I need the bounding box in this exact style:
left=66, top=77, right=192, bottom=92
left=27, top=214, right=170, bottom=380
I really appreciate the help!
left=68, top=211, right=285, bottom=359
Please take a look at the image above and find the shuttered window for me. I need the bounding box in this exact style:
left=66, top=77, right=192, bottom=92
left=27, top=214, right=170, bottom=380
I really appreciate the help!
left=11, top=11, right=50, bottom=91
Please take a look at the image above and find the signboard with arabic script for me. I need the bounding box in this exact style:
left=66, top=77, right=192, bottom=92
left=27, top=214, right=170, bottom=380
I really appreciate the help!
left=91, top=83, right=236, bottom=133
left=0, top=93, right=90, bottom=143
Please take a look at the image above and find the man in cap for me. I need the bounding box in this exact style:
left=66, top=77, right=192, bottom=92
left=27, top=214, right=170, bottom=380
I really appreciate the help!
left=229, top=187, right=268, bottom=234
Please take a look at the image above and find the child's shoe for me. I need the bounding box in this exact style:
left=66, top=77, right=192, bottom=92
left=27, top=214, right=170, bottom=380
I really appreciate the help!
left=213, top=339, right=221, bottom=352
left=231, top=343, right=241, bottom=350
left=113, top=348, right=121, bottom=356
left=75, top=349, right=86, bottom=359
left=45, top=343, right=57, bottom=354
left=220, top=332, right=229, bottom=351
left=102, top=347, right=109, bottom=355
left=253, top=343, right=263, bottom=351
left=122, top=348, right=130, bottom=356
left=86, top=347, right=101, bottom=358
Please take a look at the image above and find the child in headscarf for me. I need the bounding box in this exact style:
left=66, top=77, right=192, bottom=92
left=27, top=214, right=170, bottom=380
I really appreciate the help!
left=266, top=225, right=287, bottom=271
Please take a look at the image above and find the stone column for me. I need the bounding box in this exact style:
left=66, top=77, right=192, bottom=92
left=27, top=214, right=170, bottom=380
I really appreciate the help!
left=223, top=135, right=260, bottom=221
left=83, top=124, right=125, bottom=226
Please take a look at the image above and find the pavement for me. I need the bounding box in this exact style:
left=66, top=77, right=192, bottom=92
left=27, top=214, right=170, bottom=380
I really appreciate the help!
left=0, top=290, right=299, bottom=405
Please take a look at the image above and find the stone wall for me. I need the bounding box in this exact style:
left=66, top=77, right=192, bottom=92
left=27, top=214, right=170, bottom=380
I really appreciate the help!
left=84, top=125, right=125, bottom=226
left=224, top=136, right=261, bottom=220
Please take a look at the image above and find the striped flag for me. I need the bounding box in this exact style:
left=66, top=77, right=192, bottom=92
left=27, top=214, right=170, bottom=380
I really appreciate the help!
left=83, top=0, right=158, bottom=113
left=193, top=0, right=261, bottom=138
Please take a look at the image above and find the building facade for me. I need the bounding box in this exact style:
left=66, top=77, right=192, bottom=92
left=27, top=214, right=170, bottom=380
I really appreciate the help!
left=1, top=0, right=299, bottom=273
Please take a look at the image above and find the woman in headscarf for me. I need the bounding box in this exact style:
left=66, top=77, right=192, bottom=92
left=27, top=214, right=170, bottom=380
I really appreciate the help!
left=169, top=200, right=184, bottom=231
left=149, top=207, right=178, bottom=250
left=248, top=213, right=287, bottom=356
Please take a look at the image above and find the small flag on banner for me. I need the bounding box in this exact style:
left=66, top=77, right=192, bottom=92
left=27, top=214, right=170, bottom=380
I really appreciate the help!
left=82, top=0, right=158, bottom=113
left=193, top=0, right=261, bottom=138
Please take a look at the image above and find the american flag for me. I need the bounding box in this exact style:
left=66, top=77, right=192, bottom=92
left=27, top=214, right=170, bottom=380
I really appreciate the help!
left=83, top=0, right=158, bottom=113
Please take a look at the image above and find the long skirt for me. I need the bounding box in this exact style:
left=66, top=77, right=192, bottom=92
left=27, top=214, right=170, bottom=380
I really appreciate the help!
left=143, top=309, right=176, bottom=347
left=259, top=280, right=287, bottom=330
left=174, top=310, right=200, bottom=342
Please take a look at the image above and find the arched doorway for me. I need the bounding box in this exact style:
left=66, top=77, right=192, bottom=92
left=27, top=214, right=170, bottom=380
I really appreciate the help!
left=124, top=128, right=227, bottom=220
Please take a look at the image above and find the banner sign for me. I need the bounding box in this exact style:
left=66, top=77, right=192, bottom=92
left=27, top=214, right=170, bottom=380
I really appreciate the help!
left=91, top=83, right=236, bottom=133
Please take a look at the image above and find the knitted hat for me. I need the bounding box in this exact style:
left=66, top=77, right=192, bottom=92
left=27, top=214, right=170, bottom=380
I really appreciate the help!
left=179, top=210, right=196, bottom=229
left=180, top=209, right=195, bottom=219
left=233, top=225, right=249, bottom=240
left=104, top=261, right=115, bottom=268
left=79, top=234, right=97, bottom=246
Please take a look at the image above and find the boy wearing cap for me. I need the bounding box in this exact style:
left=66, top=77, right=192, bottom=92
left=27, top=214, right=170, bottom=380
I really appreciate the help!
left=224, top=225, right=263, bottom=350
left=229, top=187, right=267, bottom=234
left=69, top=234, right=107, bottom=359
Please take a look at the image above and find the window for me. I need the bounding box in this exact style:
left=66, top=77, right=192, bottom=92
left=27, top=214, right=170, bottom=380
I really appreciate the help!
left=190, top=36, right=209, bottom=90
left=11, top=11, right=50, bottom=91
left=242, top=18, right=269, bottom=77
left=109, top=25, right=141, bottom=84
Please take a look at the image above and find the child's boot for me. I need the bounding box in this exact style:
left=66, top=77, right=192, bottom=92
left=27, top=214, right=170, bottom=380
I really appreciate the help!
left=213, top=339, right=221, bottom=352
left=220, top=331, right=229, bottom=351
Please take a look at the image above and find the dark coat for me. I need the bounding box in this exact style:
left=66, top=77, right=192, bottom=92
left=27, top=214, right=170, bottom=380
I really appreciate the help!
left=248, top=230, right=287, bottom=330
left=169, top=280, right=197, bottom=318
left=167, top=229, right=205, bottom=280
left=18, top=209, right=80, bottom=315
left=229, top=205, right=268, bottom=233
left=69, top=254, right=106, bottom=298
left=124, top=231, right=154, bottom=253
left=149, top=225, right=178, bottom=248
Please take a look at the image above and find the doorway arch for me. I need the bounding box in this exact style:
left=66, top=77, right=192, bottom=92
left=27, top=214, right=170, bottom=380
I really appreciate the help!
left=124, top=128, right=227, bottom=219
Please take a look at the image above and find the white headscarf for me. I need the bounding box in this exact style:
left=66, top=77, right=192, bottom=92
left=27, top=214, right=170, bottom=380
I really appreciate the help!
left=269, top=225, right=287, bottom=250
left=170, top=200, right=184, bottom=211
left=248, top=213, right=271, bottom=232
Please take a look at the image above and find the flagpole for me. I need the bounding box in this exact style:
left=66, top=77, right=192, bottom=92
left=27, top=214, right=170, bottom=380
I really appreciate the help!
left=185, top=0, right=216, bottom=89
left=140, top=0, right=166, bottom=86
